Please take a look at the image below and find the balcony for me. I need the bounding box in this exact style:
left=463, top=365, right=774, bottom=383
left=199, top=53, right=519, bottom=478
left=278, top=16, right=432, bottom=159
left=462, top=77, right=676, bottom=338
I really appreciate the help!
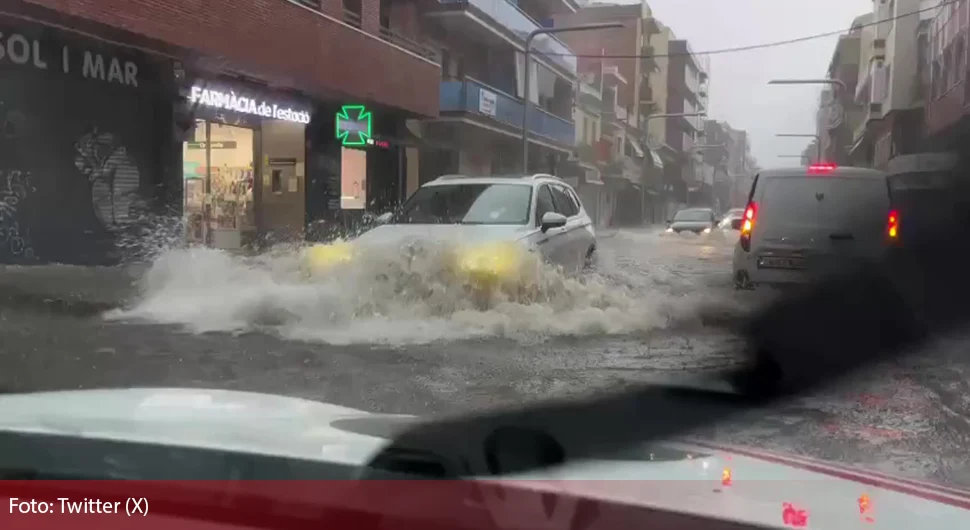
left=925, top=0, right=970, bottom=137
left=439, top=78, right=574, bottom=145
left=640, top=44, right=658, bottom=73
left=871, top=39, right=886, bottom=62
left=428, top=0, right=578, bottom=77
left=926, top=81, right=966, bottom=137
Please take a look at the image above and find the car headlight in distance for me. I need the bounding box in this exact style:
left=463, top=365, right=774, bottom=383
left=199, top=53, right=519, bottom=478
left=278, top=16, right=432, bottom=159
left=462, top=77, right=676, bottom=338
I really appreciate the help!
left=303, top=241, right=354, bottom=275
left=666, top=228, right=674, bottom=233
left=703, top=227, right=712, bottom=234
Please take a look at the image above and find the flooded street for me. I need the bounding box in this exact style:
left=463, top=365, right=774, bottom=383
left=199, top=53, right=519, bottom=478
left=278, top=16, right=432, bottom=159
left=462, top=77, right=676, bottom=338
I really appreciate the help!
left=3, top=228, right=970, bottom=487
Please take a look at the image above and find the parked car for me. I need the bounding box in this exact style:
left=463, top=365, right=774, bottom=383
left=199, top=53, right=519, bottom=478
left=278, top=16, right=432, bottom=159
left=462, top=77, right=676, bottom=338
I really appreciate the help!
left=732, top=163, right=892, bottom=290
left=303, top=173, right=597, bottom=290
left=666, top=208, right=718, bottom=234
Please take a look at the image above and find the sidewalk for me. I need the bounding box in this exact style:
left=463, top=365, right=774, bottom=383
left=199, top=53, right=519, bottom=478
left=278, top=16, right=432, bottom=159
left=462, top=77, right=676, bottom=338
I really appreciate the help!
left=0, top=264, right=147, bottom=315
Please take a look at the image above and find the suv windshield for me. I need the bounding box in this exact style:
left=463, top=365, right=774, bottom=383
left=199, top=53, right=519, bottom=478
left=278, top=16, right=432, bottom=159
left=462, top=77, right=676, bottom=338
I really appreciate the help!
left=391, top=183, right=533, bottom=225
left=674, top=210, right=713, bottom=222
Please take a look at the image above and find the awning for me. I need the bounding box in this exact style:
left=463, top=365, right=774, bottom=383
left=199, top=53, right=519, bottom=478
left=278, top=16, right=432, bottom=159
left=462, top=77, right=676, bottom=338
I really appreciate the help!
left=648, top=149, right=664, bottom=170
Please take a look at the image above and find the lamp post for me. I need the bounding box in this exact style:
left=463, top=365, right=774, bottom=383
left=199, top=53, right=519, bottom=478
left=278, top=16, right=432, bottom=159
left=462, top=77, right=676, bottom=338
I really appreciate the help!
left=778, top=154, right=810, bottom=166
left=776, top=133, right=822, bottom=162
left=767, top=78, right=848, bottom=92
left=521, top=22, right=623, bottom=173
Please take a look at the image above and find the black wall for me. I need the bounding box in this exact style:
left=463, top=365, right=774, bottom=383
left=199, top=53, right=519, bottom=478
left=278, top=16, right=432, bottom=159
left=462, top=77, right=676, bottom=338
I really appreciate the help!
left=0, top=18, right=173, bottom=265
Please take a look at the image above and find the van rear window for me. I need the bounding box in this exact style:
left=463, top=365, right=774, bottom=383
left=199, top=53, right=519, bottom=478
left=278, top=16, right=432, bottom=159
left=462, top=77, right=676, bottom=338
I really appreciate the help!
left=760, top=177, right=889, bottom=225
left=760, top=178, right=818, bottom=224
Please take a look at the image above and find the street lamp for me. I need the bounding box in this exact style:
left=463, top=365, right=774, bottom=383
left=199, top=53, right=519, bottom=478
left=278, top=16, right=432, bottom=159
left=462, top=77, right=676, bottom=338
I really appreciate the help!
left=776, top=133, right=821, bottom=161
left=767, top=78, right=848, bottom=92
left=778, top=154, right=809, bottom=165
left=522, top=22, right=624, bottom=173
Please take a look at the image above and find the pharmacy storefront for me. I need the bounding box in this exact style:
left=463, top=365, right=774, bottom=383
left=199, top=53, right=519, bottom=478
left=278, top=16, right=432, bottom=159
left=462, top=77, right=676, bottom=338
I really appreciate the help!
left=179, top=78, right=312, bottom=249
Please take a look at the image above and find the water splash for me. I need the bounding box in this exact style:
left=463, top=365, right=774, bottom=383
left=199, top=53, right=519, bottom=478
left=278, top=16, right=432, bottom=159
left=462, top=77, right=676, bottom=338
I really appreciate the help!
left=106, top=228, right=754, bottom=345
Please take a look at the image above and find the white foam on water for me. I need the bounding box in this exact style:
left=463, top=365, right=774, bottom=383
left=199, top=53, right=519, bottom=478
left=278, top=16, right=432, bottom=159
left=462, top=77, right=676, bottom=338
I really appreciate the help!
left=106, top=228, right=753, bottom=345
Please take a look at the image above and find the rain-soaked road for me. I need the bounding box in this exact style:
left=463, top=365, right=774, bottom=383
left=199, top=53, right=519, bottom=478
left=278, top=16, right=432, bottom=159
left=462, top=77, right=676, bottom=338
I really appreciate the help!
left=2, top=227, right=970, bottom=487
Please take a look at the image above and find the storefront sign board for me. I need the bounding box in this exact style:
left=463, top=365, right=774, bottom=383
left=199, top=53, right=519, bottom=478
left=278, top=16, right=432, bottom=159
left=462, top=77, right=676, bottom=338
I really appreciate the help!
left=189, top=85, right=311, bottom=124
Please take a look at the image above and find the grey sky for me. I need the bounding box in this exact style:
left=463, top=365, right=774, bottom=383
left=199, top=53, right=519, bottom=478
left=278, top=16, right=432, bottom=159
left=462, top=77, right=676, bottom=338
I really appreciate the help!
left=596, top=0, right=872, bottom=166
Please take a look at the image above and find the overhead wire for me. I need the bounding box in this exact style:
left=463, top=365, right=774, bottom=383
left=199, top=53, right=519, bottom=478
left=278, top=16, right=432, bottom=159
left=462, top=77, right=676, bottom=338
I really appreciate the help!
left=541, top=0, right=957, bottom=58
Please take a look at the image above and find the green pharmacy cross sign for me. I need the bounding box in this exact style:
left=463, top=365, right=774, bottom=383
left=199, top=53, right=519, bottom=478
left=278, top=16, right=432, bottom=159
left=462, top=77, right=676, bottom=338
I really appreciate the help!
left=335, top=105, right=372, bottom=147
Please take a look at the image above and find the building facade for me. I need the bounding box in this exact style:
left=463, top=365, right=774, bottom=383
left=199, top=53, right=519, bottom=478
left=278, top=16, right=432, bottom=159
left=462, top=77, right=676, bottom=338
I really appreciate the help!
left=415, top=0, right=580, bottom=183
left=0, top=0, right=441, bottom=264
left=554, top=0, right=664, bottom=225
left=850, top=0, right=936, bottom=168
left=662, top=39, right=709, bottom=215
left=924, top=0, right=969, bottom=149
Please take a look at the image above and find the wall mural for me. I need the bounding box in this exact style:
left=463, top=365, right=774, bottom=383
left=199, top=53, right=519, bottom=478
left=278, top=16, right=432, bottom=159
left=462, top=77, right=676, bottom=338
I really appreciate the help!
left=0, top=18, right=166, bottom=265
left=0, top=169, right=35, bottom=259
left=73, top=127, right=143, bottom=233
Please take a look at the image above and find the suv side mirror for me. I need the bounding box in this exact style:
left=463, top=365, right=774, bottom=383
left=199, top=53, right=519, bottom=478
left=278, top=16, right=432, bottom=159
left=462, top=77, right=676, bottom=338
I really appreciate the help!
left=540, top=212, right=567, bottom=233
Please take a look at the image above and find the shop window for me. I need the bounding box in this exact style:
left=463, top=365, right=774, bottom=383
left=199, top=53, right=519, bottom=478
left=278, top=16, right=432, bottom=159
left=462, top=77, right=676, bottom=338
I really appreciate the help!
left=341, top=147, right=367, bottom=209
left=182, top=120, right=255, bottom=248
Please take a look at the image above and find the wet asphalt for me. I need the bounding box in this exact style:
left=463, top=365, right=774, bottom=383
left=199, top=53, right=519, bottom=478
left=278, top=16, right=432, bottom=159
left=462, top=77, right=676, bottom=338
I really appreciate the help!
left=2, top=228, right=970, bottom=487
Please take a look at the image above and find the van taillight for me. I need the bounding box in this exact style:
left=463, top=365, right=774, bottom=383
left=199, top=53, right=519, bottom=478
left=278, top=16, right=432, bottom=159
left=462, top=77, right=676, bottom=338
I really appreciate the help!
left=740, top=201, right=757, bottom=251
left=887, top=210, right=899, bottom=239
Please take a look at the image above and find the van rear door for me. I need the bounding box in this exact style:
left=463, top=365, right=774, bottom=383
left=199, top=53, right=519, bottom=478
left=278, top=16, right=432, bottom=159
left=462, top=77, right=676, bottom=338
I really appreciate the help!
left=816, top=176, right=891, bottom=262
left=752, top=176, right=827, bottom=271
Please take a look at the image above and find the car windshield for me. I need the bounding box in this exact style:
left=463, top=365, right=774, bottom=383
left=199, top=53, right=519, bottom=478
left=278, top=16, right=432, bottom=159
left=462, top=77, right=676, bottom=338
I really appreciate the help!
left=12, top=0, right=970, bottom=522
left=673, top=210, right=712, bottom=222
left=391, top=183, right=532, bottom=225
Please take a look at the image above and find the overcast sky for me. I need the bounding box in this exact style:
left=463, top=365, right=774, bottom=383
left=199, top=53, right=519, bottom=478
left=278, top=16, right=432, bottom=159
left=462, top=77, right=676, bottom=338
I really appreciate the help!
left=591, top=0, right=873, bottom=166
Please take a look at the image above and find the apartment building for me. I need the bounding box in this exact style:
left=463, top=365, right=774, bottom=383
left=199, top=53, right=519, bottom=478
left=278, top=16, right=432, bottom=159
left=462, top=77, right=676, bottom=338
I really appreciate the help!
left=415, top=0, right=580, bottom=182
left=924, top=0, right=970, bottom=148
left=554, top=0, right=665, bottom=225
left=0, top=0, right=440, bottom=263
left=817, top=15, right=868, bottom=165
left=851, top=0, right=936, bottom=168
left=663, top=39, right=710, bottom=213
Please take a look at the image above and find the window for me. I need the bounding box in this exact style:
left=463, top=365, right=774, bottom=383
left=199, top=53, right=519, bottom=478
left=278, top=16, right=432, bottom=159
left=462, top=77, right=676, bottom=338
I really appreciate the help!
left=549, top=184, right=579, bottom=217
left=535, top=185, right=556, bottom=226
left=393, top=183, right=533, bottom=225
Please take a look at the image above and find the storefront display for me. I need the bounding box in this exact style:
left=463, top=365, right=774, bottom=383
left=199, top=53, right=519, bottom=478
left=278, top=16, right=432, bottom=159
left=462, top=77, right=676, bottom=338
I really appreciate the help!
left=182, top=120, right=255, bottom=249
left=181, top=77, right=311, bottom=249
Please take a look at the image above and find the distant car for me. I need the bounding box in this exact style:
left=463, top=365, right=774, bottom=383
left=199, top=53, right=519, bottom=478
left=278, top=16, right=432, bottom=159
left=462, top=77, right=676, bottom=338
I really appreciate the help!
left=718, top=208, right=746, bottom=231
left=732, top=163, right=892, bottom=290
left=303, top=174, right=597, bottom=290
left=666, top=208, right=718, bottom=234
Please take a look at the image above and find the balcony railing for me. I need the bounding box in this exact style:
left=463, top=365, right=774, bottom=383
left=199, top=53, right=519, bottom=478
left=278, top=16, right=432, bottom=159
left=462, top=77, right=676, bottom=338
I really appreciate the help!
left=435, top=0, right=577, bottom=75
left=379, top=26, right=441, bottom=62
left=927, top=80, right=966, bottom=136
left=439, top=78, right=575, bottom=144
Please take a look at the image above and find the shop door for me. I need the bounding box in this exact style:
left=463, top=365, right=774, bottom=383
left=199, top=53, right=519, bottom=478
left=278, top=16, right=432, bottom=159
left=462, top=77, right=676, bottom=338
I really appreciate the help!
left=182, top=120, right=255, bottom=249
